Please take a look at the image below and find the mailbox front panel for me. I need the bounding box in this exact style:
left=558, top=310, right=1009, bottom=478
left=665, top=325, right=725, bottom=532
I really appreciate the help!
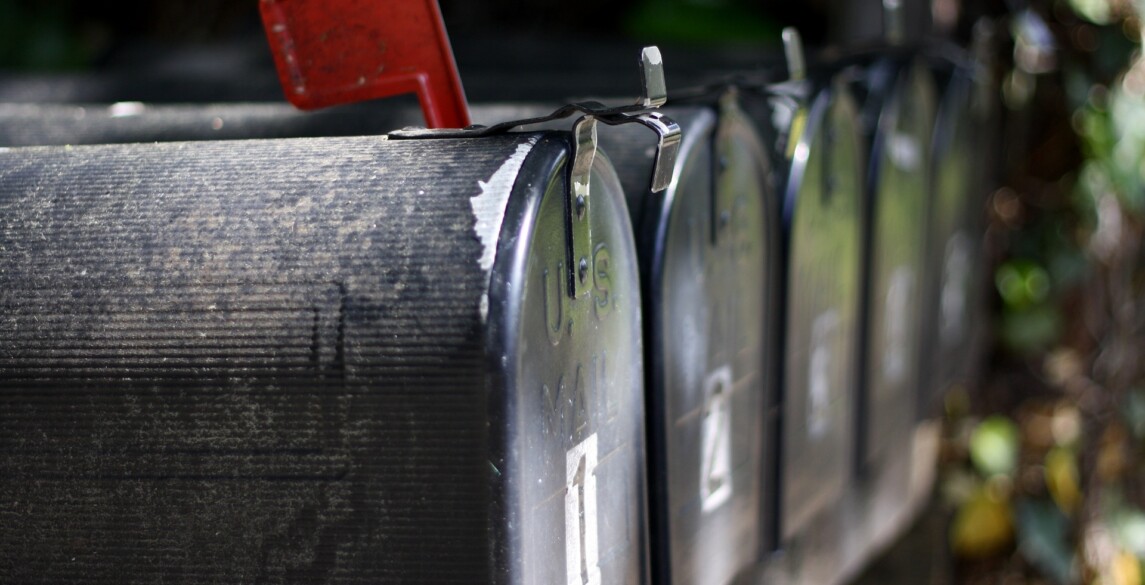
left=780, top=84, right=865, bottom=542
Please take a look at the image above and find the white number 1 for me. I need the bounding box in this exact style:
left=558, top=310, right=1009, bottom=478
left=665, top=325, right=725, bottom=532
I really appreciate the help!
left=566, top=433, right=600, bottom=585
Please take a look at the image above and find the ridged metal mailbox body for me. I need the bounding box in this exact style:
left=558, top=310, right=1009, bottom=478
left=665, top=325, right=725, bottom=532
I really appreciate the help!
left=852, top=59, right=937, bottom=470
left=601, top=100, right=776, bottom=585
left=779, top=82, right=865, bottom=542
left=0, top=133, right=648, bottom=585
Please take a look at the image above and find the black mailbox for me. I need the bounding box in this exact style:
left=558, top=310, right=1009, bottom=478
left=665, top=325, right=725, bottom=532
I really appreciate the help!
left=829, top=57, right=941, bottom=568
left=777, top=78, right=865, bottom=545
left=600, top=94, right=778, bottom=585
left=921, top=61, right=987, bottom=416
left=849, top=59, right=937, bottom=473
left=0, top=133, right=648, bottom=584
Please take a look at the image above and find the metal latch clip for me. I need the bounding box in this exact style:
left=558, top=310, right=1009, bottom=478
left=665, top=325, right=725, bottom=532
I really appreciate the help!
left=392, top=46, right=682, bottom=299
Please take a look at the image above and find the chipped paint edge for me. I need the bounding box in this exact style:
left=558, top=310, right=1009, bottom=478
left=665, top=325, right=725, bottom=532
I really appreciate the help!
left=472, top=136, right=538, bottom=320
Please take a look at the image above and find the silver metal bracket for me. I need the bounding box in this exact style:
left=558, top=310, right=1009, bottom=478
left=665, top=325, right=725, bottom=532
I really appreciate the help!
left=883, top=0, right=905, bottom=46
left=766, top=27, right=812, bottom=166
left=640, top=46, right=669, bottom=108
left=390, top=46, right=673, bottom=142
left=782, top=28, right=806, bottom=82
left=569, top=116, right=598, bottom=298
left=392, top=46, right=681, bottom=299
left=565, top=110, right=682, bottom=298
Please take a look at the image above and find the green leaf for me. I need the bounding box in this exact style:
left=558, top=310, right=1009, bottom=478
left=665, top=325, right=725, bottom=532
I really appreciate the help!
left=970, top=416, right=1021, bottom=477
left=995, top=260, right=1052, bottom=309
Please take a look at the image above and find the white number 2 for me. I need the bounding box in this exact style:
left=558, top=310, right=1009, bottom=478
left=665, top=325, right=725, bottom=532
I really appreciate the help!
left=701, top=365, right=733, bottom=512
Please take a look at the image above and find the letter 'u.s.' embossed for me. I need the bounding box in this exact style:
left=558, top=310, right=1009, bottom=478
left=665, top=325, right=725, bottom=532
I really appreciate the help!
left=701, top=365, right=733, bottom=511
left=565, top=433, right=601, bottom=585
left=544, top=262, right=567, bottom=346
left=592, top=244, right=613, bottom=320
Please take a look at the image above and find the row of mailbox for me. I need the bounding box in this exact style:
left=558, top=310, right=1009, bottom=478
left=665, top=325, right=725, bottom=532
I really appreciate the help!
left=0, top=44, right=992, bottom=585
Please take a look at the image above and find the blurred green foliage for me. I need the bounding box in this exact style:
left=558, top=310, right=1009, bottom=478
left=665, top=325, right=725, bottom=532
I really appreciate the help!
left=996, top=258, right=1063, bottom=352
left=971, top=415, right=1021, bottom=477
left=948, top=0, right=1145, bottom=581
left=1075, top=79, right=1145, bottom=214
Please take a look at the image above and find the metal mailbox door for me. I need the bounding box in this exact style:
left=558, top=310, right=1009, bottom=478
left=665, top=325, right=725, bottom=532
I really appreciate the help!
left=602, top=95, right=776, bottom=585
left=855, top=59, right=937, bottom=470
left=779, top=81, right=865, bottom=542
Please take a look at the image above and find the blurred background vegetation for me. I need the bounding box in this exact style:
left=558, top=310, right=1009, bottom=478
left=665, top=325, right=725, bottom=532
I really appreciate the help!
left=3, top=0, right=1145, bottom=582
left=937, top=0, right=1145, bottom=582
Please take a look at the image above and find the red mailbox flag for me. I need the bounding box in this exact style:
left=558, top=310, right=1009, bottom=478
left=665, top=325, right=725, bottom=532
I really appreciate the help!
left=260, top=0, right=471, bottom=128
